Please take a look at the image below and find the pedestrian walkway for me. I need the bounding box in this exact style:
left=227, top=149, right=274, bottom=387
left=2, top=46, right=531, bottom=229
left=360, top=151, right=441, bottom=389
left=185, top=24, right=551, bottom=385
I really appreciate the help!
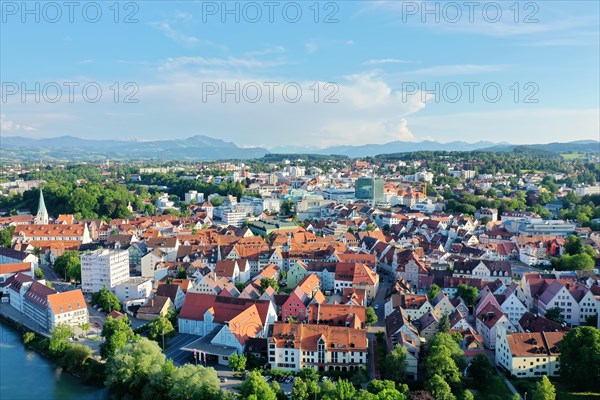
left=0, top=303, right=50, bottom=338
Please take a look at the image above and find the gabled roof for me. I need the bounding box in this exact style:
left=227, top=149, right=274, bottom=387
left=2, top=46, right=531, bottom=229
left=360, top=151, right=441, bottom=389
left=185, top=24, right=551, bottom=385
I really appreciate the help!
left=47, top=289, right=86, bottom=315
left=179, top=293, right=271, bottom=325
left=24, top=281, right=56, bottom=308
left=0, top=262, right=31, bottom=275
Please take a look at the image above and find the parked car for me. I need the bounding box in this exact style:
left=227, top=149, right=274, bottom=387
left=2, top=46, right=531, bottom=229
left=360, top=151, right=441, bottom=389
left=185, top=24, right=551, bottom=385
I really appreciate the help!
left=219, top=377, right=228, bottom=383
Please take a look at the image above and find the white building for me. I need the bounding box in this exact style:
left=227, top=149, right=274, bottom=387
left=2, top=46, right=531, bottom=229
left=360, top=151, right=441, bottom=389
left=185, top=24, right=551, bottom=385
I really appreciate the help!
left=185, top=190, right=205, bottom=204
left=80, top=249, right=130, bottom=293
left=495, top=326, right=565, bottom=378
left=115, top=277, right=153, bottom=303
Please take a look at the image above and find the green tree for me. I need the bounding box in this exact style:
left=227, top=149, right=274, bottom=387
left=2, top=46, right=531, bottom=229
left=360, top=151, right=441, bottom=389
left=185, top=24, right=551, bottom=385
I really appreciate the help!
left=297, top=367, right=319, bottom=382
left=228, top=353, right=247, bottom=372
left=544, top=306, right=564, bottom=323
left=428, top=284, right=441, bottom=301
left=260, top=277, right=279, bottom=293
left=564, top=234, right=584, bottom=256
left=292, top=377, right=308, bottom=400
left=23, top=331, right=35, bottom=344
left=454, top=284, right=478, bottom=307
left=383, top=344, right=408, bottom=383
left=366, top=306, right=378, bottom=325
left=168, top=363, right=221, bottom=400
left=368, top=380, right=396, bottom=394
left=238, top=370, right=276, bottom=400
left=53, top=251, right=81, bottom=282
left=92, top=286, right=121, bottom=312
left=425, top=375, right=455, bottom=400
left=105, top=338, right=166, bottom=398
left=175, top=266, right=188, bottom=279
left=559, top=326, right=600, bottom=390
left=60, top=343, right=92, bottom=372
left=148, top=316, right=175, bottom=347
left=424, top=345, right=461, bottom=389
left=429, top=332, right=466, bottom=371
left=100, top=315, right=137, bottom=359
left=0, top=226, right=15, bottom=247
left=49, top=324, right=72, bottom=354
left=467, top=354, right=494, bottom=386
left=461, top=390, right=475, bottom=400
left=34, top=267, right=44, bottom=279
left=438, top=314, right=450, bottom=333
left=531, top=376, right=556, bottom=400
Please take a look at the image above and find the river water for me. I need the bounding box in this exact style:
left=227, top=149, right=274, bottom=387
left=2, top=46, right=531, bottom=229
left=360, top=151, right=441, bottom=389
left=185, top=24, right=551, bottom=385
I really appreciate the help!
left=0, top=320, right=107, bottom=400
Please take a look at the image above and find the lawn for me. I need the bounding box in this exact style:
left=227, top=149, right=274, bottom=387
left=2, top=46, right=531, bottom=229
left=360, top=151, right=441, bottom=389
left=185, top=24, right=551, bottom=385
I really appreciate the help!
left=511, top=378, right=600, bottom=400
left=561, top=152, right=587, bottom=160
left=464, top=374, right=514, bottom=400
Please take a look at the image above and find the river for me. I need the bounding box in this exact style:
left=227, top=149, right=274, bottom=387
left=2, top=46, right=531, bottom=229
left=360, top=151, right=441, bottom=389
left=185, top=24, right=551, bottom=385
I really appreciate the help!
left=0, top=320, right=107, bottom=400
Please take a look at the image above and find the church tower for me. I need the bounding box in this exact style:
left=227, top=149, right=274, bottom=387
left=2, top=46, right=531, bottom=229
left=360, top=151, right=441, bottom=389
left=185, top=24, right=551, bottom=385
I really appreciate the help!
left=35, top=188, right=49, bottom=224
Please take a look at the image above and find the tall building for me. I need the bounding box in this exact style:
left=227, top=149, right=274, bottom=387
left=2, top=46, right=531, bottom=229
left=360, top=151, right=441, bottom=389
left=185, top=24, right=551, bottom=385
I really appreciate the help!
left=80, top=249, right=130, bottom=293
left=35, top=189, right=48, bottom=224
left=355, top=177, right=383, bottom=203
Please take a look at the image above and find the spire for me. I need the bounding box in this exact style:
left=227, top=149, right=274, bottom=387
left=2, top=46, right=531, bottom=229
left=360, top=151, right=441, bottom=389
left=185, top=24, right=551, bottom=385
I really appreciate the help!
left=36, top=188, right=48, bottom=224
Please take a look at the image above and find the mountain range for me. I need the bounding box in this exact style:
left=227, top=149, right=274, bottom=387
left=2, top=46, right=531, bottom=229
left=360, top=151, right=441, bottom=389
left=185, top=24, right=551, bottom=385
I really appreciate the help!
left=1, top=135, right=598, bottom=161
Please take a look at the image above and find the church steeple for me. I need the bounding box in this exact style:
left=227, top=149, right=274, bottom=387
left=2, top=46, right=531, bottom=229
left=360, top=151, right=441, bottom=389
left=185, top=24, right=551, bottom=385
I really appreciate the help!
left=36, top=188, right=48, bottom=224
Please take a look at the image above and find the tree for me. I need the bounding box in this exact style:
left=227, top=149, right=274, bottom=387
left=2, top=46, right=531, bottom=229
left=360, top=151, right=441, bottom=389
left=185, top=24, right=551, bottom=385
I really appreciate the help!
left=425, top=375, right=455, bottom=400
left=239, top=370, right=276, bottom=400
left=49, top=324, right=72, bottom=354
left=467, top=354, right=494, bottom=386
left=408, top=391, right=434, bottom=400
left=34, top=267, right=44, bottom=279
left=148, top=316, right=175, bottom=347
left=53, top=251, right=81, bottom=282
left=235, top=281, right=246, bottom=292
left=438, top=314, right=450, bottom=333
left=428, top=284, right=441, bottom=301
left=100, top=315, right=137, bottom=359
left=228, top=353, right=247, bottom=372
left=454, top=284, right=478, bottom=307
left=383, top=344, right=408, bottom=383
left=297, top=367, right=319, bottom=382
left=260, top=277, right=279, bottom=293
left=92, top=286, right=121, bottom=312
left=175, top=266, right=187, bottom=279
left=429, top=333, right=466, bottom=371
left=292, top=377, right=308, bottom=400
left=461, top=390, right=475, bottom=400
left=368, top=380, right=396, bottom=394
left=564, top=234, right=584, bottom=256
left=424, top=345, right=461, bottom=389
left=168, top=363, right=221, bottom=400
left=105, top=338, right=166, bottom=398
left=544, top=306, right=564, bottom=323
left=366, top=306, right=378, bottom=325
left=0, top=226, right=15, bottom=247
left=23, top=332, right=35, bottom=344
left=531, top=376, right=556, bottom=400
left=559, top=326, right=600, bottom=390
left=61, top=343, right=92, bottom=372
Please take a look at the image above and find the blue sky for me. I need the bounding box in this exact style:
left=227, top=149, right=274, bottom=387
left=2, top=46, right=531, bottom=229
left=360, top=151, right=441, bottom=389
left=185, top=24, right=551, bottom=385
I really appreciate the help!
left=1, top=0, right=598, bottom=148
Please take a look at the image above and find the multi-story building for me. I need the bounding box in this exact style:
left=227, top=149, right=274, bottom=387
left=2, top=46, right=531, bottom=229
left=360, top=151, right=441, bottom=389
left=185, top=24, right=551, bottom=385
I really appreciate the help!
left=80, top=249, right=130, bottom=293
left=114, top=277, right=153, bottom=303
left=355, top=177, right=384, bottom=203
left=268, top=321, right=368, bottom=372
left=495, top=326, right=565, bottom=378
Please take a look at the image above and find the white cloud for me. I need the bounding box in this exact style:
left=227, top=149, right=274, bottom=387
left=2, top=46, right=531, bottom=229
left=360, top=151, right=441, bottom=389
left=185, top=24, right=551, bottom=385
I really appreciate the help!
left=305, top=42, right=318, bottom=53
left=0, top=114, right=37, bottom=132
left=405, top=64, right=509, bottom=76
left=363, top=58, right=413, bottom=66
left=150, top=21, right=199, bottom=45
left=159, top=56, right=286, bottom=70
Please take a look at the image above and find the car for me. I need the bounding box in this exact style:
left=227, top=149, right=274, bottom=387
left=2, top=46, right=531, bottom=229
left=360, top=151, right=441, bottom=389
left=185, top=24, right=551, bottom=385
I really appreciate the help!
left=285, top=376, right=294, bottom=383
left=278, top=376, right=286, bottom=382
left=93, top=322, right=100, bottom=328
left=264, top=376, right=272, bottom=382
left=374, top=304, right=379, bottom=310
left=219, top=377, right=228, bottom=383
left=97, top=308, right=103, bottom=312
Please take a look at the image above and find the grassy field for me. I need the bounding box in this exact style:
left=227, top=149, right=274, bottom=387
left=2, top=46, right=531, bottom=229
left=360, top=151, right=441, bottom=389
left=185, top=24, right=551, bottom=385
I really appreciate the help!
left=511, top=377, right=600, bottom=400
left=561, top=152, right=588, bottom=160
left=465, top=374, right=514, bottom=400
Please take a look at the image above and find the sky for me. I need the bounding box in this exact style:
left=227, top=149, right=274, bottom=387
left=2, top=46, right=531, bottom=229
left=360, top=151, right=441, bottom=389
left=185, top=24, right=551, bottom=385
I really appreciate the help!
left=1, top=0, right=599, bottom=149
